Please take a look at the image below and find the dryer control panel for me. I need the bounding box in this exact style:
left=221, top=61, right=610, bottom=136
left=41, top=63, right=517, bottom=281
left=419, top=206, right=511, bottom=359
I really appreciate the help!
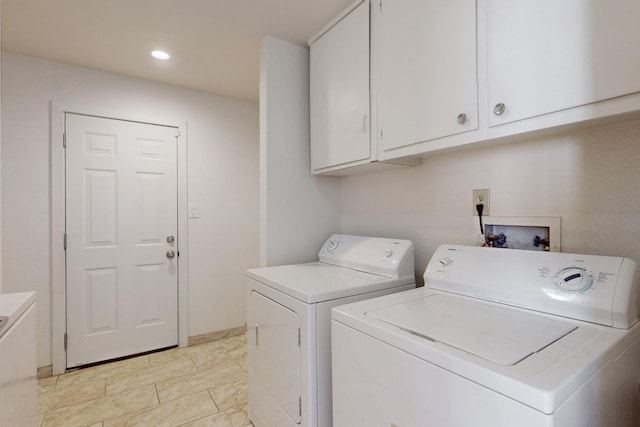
left=425, top=245, right=638, bottom=329
left=319, top=234, right=414, bottom=279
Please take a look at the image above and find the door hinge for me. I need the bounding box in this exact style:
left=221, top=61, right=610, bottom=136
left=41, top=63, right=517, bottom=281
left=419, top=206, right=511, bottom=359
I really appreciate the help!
left=63, top=132, right=67, bottom=148
left=298, top=328, right=301, bottom=347
left=63, top=233, right=68, bottom=250
left=299, top=396, right=302, bottom=416
left=64, top=333, right=68, bottom=350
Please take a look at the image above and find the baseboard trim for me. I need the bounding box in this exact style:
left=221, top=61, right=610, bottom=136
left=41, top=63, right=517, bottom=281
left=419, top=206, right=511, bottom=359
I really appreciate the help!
left=187, top=325, right=246, bottom=347
left=37, top=365, right=53, bottom=379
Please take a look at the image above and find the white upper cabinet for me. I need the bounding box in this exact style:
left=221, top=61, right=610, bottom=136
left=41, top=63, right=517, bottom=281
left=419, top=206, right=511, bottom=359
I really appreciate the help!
left=487, top=0, right=640, bottom=126
left=309, top=0, right=371, bottom=172
left=377, top=0, right=478, bottom=154
left=308, top=0, right=640, bottom=174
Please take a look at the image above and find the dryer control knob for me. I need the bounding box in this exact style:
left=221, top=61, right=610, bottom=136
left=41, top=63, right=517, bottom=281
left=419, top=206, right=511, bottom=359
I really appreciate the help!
left=384, top=249, right=393, bottom=258
left=439, top=257, right=452, bottom=267
left=326, top=240, right=339, bottom=253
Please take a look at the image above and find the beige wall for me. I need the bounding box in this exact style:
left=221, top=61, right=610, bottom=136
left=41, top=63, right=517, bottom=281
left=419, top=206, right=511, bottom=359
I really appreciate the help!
left=259, top=37, right=340, bottom=267
left=1, top=53, right=259, bottom=367
left=340, top=119, right=640, bottom=283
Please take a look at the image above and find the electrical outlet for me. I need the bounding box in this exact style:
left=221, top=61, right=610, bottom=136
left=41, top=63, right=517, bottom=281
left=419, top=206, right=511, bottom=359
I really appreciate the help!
left=472, top=189, right=490, bottom=216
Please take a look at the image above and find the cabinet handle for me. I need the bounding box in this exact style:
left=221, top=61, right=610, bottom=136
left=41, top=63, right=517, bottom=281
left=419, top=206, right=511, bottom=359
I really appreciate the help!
left=362, top=115, right=368, bottom=133
left=493, top=103, right=506, bottom=116
left=457, top=113, right=467, bottom=125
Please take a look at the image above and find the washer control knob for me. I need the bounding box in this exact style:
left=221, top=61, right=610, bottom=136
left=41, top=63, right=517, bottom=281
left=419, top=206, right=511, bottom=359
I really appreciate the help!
left=556, top=267, right=593, bottom=292
left=384, top=249, right=393, bottom=258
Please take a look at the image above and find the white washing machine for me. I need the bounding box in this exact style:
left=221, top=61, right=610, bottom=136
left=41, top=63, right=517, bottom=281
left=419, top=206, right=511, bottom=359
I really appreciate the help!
left=246, top=234, right=416, bottom=427
left=332, top=244, right=640, bottom=427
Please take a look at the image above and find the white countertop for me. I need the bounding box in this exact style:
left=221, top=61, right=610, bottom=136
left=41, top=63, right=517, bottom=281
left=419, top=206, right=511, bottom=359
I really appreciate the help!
left=0, top=291, right=36, bottom=337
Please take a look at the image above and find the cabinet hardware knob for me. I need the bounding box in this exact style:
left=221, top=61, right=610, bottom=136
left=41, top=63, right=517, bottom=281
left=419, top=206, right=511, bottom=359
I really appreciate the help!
left=493, top=103, right=506, bottom=116
left=457, top=113, right=467, bottom=124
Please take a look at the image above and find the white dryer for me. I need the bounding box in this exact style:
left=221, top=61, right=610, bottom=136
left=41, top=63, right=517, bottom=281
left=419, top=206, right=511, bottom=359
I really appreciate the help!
left=247, top=234, right=416, bottom=427
left=332, top=244, right=640, bottom=427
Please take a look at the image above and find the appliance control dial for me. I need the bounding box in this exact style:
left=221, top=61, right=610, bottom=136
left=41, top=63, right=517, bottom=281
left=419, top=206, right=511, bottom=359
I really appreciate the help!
left=439, top=257, right=452, bottom=267
left=555, top=266, right=593, bottom=292
left=326, top=239, right=340, bottom=253
left=384, top=249, right=393, bottom=258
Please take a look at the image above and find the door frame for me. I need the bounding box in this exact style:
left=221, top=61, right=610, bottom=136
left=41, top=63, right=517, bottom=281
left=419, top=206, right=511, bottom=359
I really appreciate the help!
left=50, top=102, right=189, bottom=375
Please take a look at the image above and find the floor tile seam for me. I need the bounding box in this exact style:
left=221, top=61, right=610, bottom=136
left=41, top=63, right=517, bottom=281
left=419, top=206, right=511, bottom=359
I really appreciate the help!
left=191, top=346, right=241, bottom=356
left=37, top=392, right=54, bottom=414
left=181, top=374, right=247, bottom=394
left=40, top=392, right=114, bottom=422
left=104, top=364, right=199, bottom=396
left=156, top=381, right=231, bottom=408
left=104, top=357, right=197, bottom=381
left=173, top=404, right=246, bottom=427
left=188, top=403, right=249, bottom=427
left=105, top=390, right=219, bottom=427
left=48, top=381, right=160, bottom=421
left=148, top=356, right=193, bottom=368
left=232, top=359, right=246, bottom=372
left=57, top=362, right=151, bottom=388
left=37, top=407, right=50, bottom=427
left=206, top=381, right=248, bottom=410
left=175, top=413, right=211, bottom=427
left=192, top=358, right=245, bottom=373
left=91, top=387, right=163, bottom=427
left=154, top=383, right=161, bottom=407
left=62, top=353, right=153, bottom=378
left=156, top=384, right=219, bottom=405
left=207, top=388, right=222, bottom=413
left=204, top=371, right=248, bottom=389
left=50, top=376, right=107, bottom=396
left=148, top=361, right=204, bottom=385
left=42, top=385, right=108, bottom=413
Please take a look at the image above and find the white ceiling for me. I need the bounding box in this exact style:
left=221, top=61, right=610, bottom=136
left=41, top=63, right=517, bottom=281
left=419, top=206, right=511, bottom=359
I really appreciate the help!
left=1, top=0, right=354, bottom=102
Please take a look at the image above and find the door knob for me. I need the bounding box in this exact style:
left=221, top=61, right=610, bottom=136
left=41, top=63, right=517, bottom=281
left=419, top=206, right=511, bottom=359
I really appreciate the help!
left=166, top=250, right=176, bottom=259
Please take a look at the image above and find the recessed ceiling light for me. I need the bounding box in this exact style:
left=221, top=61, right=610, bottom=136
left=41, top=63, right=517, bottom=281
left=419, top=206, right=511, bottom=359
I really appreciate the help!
left=151, top=50, right=170, bottom=60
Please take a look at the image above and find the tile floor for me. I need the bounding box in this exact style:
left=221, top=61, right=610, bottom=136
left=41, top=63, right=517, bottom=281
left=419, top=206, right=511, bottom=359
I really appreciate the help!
left=37, top=334, right=250, bottom=427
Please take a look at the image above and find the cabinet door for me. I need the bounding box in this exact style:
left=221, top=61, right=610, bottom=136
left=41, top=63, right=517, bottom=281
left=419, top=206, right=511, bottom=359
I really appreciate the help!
left=487, top=0, right=640, bottom=127
left=378, top=0, right=477, bottom=152
left=310, top=0, right=370, bottom=171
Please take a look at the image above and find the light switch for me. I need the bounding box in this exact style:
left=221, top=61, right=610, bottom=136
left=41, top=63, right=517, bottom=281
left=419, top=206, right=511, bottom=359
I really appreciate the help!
left=189, top=203, right=199, bottom=218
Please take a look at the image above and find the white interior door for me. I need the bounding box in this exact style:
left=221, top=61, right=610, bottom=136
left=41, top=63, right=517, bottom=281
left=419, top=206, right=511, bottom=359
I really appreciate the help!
left=65, top=113, right=179, bottom=368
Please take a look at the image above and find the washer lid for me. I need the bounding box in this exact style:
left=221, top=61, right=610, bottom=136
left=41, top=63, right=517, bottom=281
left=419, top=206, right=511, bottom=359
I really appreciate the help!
left=366, top=294, right=577, bottom=365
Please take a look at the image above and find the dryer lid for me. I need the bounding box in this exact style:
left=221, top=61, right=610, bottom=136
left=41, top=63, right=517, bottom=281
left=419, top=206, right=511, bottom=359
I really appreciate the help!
left=366, top=294, right=577, bottom=365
